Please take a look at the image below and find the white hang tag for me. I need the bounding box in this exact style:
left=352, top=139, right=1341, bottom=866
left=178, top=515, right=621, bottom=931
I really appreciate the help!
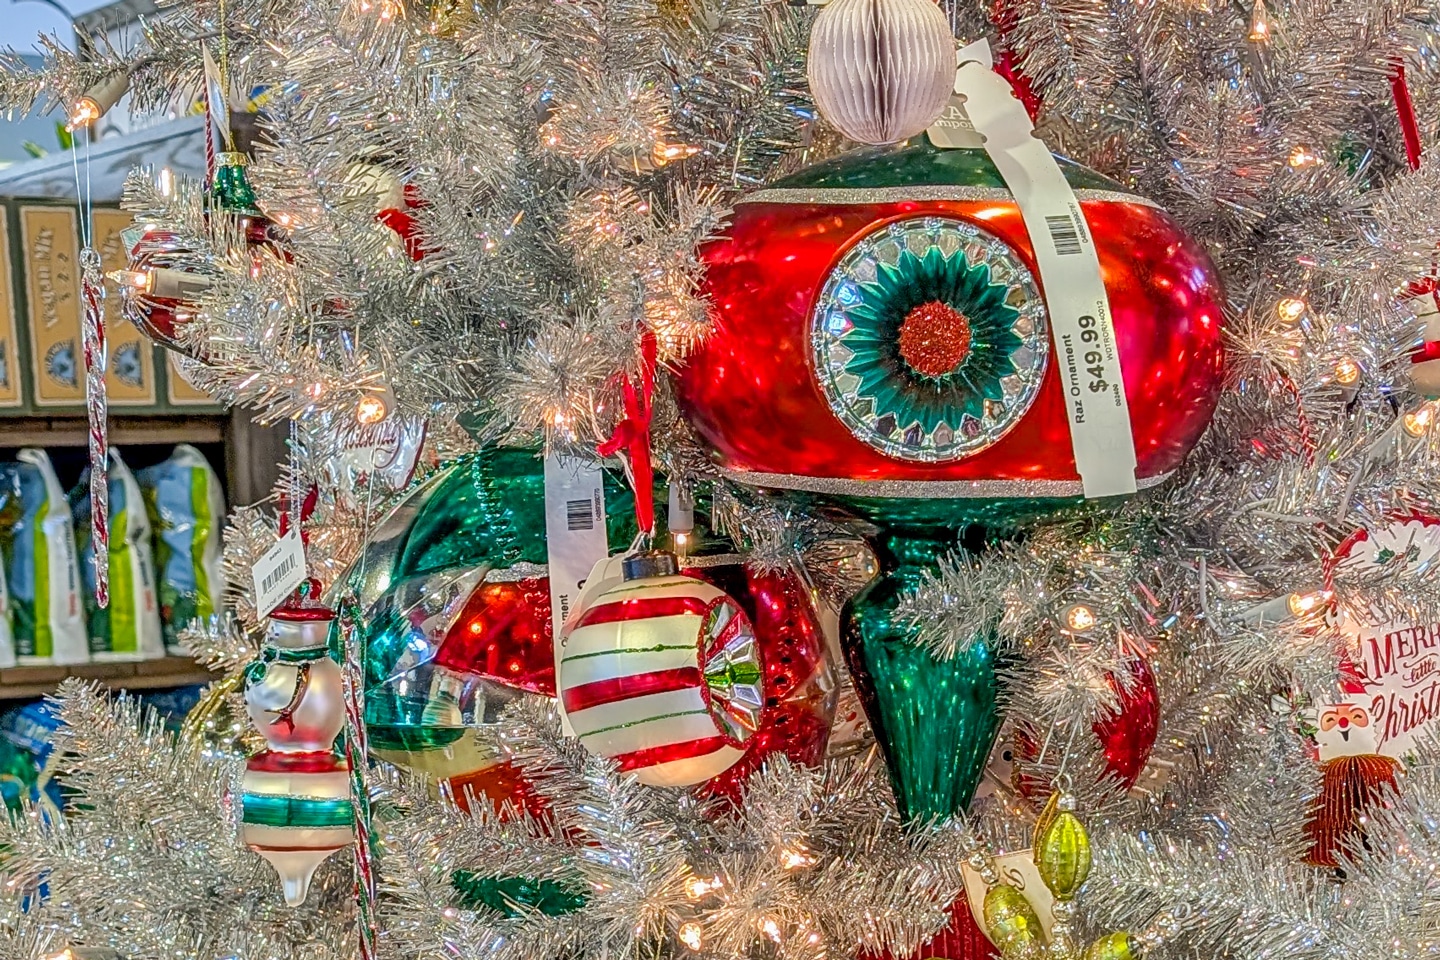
left=544, top=454, right=611, bottom=736
left=951, top=42, right=1138, bottom=499
left=961, top=849, right=1055, bottom=945
left=926, top=41, right=991, bottom=150
left=251, top=529, right=306, bottom=618
left=553, top=553, right=629, bottom=735
left=925, top=96, right=986, bottom=149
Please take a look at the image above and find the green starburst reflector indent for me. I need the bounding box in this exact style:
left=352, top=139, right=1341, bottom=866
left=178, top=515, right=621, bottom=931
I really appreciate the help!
left=810, top=217, right=1049, bottom=462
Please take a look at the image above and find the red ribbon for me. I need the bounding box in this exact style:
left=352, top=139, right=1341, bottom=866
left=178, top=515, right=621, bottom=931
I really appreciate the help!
left=277, top=483, right=320, bottom=543
left=1390, top=58, right=1423, bottom=173
left=377, top=184, right=430, bottom=261
left=598, top=329, right=657, bottom=535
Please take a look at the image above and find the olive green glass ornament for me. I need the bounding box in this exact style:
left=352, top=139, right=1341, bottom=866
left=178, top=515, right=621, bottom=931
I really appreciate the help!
left=1083, top=932, right=1141, bottom=960
left=983, top=882, right=1044, bottom=957
left=840, top=530, right=1003, bottom=823
left=1035, top=807, right=1093, bottom=900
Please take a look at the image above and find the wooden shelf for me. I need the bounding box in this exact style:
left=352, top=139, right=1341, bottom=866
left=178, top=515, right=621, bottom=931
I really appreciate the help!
left=0, top=414, right=228, bottom=448
left=0, top=656, right=215, bottom=700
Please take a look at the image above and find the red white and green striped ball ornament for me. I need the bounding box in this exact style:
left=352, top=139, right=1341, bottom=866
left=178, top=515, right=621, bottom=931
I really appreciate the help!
left=559, top=552, right=764, bottom=787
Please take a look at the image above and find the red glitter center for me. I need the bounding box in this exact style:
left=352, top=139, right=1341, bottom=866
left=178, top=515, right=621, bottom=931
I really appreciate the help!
left=898, top=301, right=972, bottom=378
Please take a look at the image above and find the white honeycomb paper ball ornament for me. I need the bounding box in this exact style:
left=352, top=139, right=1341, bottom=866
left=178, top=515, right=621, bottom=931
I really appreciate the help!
left=806, top=0, right=956, bottom=145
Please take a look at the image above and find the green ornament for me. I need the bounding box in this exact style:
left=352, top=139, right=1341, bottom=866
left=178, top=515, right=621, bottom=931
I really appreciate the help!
left=212, top=151, right=260, bottom=214
left=450, top=870, right=588, bottom=917
left=1084, top=932, right=1141, bottom=960
left=982, top=883, right=1044, bottom=957
left=840, top=530, right=1003, bottom=823
left=353, top=447, right=736, bottom=762
left=1035, top=809, right=1092, bottom=899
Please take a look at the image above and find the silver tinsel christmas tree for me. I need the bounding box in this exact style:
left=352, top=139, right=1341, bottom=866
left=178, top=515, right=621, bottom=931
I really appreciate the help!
left=5, top=0, right=1440, bottom=957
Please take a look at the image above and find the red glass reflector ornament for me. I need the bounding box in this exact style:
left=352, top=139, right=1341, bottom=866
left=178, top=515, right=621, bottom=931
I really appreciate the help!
left=676, top=140, right=1225, bottom=524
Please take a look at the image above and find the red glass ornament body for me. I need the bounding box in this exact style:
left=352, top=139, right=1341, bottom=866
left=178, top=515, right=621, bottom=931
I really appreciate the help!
left=433, top=577, right=555, bottom=696
left=688, top=564, right=836, bottom=801
left=1093, top=656, right=1160, bottom=789
left=122, top=215, right=282, bottom=355
left=676, top=142, right=1224, bottom=520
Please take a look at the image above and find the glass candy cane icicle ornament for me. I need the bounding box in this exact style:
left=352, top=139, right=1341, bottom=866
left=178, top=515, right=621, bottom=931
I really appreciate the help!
left=241, top=603, right=355, bottom=905
left=80, top=247, right=109, bottom=609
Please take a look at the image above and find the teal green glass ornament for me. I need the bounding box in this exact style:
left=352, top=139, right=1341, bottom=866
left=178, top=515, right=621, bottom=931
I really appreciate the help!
left=212, top=151, right=261, bottom=215
left=841, top=530, right=1002, bottom=823
left=450, top=870, right=588, bottom=917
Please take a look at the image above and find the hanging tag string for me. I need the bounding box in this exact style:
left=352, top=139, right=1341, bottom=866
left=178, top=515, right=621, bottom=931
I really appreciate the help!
left=597, top=329, right=657, bottom=536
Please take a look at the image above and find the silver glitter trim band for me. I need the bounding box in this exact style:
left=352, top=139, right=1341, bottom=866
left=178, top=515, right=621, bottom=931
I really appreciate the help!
left=719, top=469, right=1173, bottom=499
left=480, top=553, right=750, bottom=581
left=484, top=561, right=548, bottom=583
left=741, top=186, right=1161, bottom=209
left=679, top=552, right=747, bottom=570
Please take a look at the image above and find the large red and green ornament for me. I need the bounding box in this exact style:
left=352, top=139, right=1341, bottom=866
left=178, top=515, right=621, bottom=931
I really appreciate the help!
left=675, top=133, right=1222, bottom=842
left=351, top=448, right=836, bottom=805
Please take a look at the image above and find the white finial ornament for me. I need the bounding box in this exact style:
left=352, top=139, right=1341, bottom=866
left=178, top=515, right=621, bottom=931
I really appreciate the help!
left=806, top=0, right=956, bottom=145
left=240, top=604, right=354, bottom=906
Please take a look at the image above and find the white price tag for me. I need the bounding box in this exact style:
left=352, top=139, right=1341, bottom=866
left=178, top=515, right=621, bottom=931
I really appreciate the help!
left=544, top=454, right=612, bottom=735
left=925, top=95, right=987, bottom=150
left=961, top=849, right=1055, bottom=945
left=950, top=43, right=1138, bottom=499
left=251, top=529, right=306, bottom=618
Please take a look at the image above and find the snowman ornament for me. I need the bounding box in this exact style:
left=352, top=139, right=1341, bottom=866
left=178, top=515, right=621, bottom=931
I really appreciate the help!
left=240, top=604, right=354, bottom=905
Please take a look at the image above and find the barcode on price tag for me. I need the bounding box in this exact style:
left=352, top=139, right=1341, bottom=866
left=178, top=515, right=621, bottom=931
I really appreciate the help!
left=566, top=497, right=595, bottom=531
left=1044, top=214, right=1082, bottom=256
left=252, top=529, right=306, bottom=618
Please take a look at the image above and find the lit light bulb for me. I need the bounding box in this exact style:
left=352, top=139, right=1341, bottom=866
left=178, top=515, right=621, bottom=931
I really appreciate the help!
left=1334, top=358, right=1361, bottom=386
left=1062, top=603, right=1098, bottom=634
left=1404, top=403, right=1436, bottom=437
left=110, top=269, right=153, bottom=292
left=355, top=392, right=389, bottom=425
left=1286, top=591, right=1330, bottom=616
left=67, top=71, right=131, bottom=129
left=684, top=876, right=721, bottom=899
left=761, top=919, right=783, bottom=943
left=67, top=98, right=102, bottom=128
left=1276, top=297, right=1307, bottom=324
left=779, top=846, right=815, bottom=870
left=651, top=142, right=702, bottom=167
left=1288, top=145, right=1321, bottom=168
left=1248, top=0, right=1270, bottom=41
left=678, top=922, right=704, bottom=951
